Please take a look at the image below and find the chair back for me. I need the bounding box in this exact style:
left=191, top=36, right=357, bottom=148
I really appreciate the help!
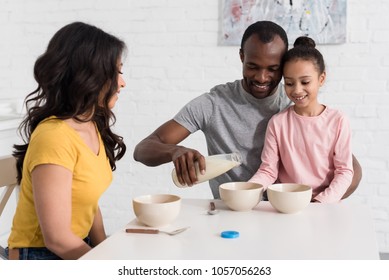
left=0, top=155, right=18, bottom=259
left=0, top=155, right=18, bottom=217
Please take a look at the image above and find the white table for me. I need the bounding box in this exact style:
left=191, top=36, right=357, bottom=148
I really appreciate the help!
left=80, top=200, right=379, bottom=260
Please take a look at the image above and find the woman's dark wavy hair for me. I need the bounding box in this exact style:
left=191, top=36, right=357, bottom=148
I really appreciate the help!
left=13, top=21, right=127, bottom=183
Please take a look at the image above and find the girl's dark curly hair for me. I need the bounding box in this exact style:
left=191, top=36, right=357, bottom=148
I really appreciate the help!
left=282, top=36, right=325, bottom=75
left=13, top=21, right=127, bottom=183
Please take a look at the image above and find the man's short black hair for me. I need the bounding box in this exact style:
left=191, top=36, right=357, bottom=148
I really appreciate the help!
left=240, top=21, right=288, bottom=50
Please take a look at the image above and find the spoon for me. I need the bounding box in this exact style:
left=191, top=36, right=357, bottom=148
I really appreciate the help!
left=207, top=201, right=219, bottom=215
left=125, top=226, right=190, bottom=236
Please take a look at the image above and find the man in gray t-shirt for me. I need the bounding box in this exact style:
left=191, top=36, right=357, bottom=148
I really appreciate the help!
left=173, top=80, right=290, bottom=198
left=133, top=21, right=361, bottom=199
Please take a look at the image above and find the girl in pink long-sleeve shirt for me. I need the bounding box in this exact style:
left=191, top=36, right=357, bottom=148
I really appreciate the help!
left=249, top=36, right=353, bottom=203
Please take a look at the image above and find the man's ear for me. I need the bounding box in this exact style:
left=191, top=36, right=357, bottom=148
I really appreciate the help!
left=239, top=49, right=244, bottom=63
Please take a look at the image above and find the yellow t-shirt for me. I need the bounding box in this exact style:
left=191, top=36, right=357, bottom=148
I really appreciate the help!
left=8, top=117, right=112, bottom=248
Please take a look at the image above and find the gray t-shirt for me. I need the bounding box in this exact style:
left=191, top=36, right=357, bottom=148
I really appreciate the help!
left=174, top=79, right=291, bottom=198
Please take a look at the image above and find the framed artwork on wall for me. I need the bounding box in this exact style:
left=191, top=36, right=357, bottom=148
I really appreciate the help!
left=221, top=0, right=347, bottom=46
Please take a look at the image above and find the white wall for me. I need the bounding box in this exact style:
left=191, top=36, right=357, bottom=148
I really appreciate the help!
left=0, top=0, right=388, bottom=253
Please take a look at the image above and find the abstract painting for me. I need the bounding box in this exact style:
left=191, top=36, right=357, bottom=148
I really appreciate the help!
left=221, top=0, right=347, bottom=46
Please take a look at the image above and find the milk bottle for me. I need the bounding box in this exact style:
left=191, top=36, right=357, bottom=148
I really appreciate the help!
left=172, top=152, right=242, bottom=188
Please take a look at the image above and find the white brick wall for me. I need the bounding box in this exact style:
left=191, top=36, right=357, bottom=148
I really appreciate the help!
left=1, top=0, right=388, bottom=254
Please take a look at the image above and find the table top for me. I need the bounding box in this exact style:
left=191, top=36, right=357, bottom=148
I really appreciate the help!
left=80, top=199, right=379, bottom=260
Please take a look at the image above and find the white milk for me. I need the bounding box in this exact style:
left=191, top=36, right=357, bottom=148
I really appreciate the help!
left=172, top=153, right=242, bottom=188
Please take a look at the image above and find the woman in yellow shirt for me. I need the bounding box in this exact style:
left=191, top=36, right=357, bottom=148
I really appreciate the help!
left=7, top=22, right=126, bottom=260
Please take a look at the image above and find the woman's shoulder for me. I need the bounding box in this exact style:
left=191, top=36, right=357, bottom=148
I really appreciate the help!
left=26, top=117, right=79, bottom=172
left=31, top=117, right=71, bottom=141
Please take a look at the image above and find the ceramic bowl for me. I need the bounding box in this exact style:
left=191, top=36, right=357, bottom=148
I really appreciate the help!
left=267, top=183, right=312, bottom=214
left=219, top=182, right=264, bottom=211
left=132, top=194, right=181, bottom=227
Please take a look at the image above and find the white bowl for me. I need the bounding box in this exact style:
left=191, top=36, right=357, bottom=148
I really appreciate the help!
left=267, top=183, right=312, bottom=214
left=132, top=194, right=181, bottom=227
left=219, top=182, right=264, bottom=211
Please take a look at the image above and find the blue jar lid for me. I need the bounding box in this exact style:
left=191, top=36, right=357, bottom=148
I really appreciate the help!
left=221, top=230, right=239, bottom=239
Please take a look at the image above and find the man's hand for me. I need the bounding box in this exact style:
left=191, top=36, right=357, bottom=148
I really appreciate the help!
left=172, top=148, right=206, bottom=187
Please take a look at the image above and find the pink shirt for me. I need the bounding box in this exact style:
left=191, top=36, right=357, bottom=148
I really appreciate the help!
left=249, top=106, right=353, bottom=203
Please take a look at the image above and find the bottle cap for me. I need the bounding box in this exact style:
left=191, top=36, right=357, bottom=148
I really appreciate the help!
left=221, top=230, right=240, bottom=239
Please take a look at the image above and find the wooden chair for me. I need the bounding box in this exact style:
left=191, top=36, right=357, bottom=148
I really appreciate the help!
left=0, top=155, right=18, bottom=260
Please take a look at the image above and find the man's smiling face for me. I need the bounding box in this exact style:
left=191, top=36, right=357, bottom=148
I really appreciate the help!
left=240, top=34, right=286, bottom=99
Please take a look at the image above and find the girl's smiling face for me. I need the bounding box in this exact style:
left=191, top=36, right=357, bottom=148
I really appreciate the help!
left=283, top=58, right=326, bottom=116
